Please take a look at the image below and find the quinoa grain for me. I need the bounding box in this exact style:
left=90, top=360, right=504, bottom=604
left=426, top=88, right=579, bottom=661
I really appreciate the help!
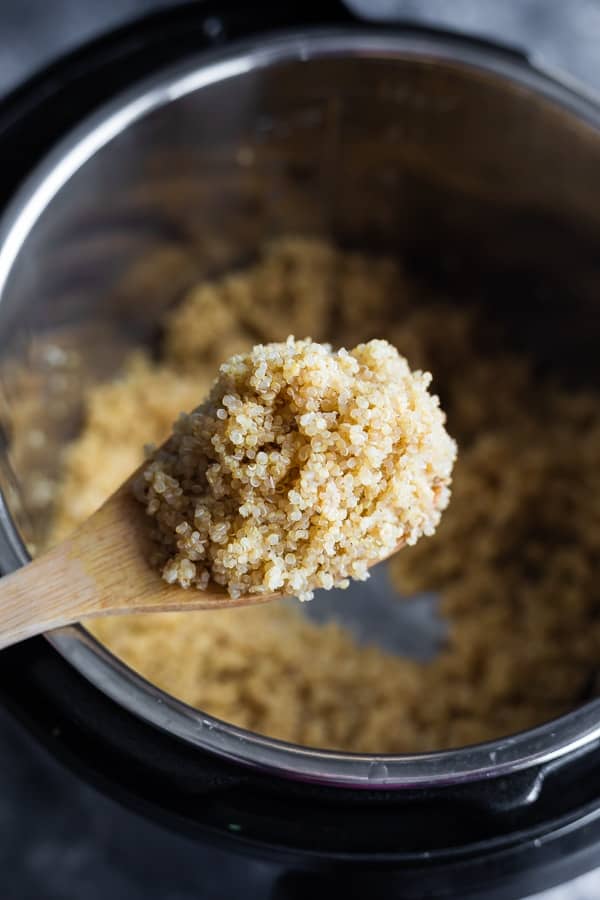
left=135, top=338, right=455, bottom=600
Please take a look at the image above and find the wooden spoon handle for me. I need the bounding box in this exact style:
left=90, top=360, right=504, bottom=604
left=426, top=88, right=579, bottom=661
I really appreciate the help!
left=0, top=489, right=155, bottom=649
left=0, top=544, right=100, bottom=648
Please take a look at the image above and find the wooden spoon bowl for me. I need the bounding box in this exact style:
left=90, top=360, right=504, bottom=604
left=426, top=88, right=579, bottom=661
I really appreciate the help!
left=0, top=461, right=405, bottom=649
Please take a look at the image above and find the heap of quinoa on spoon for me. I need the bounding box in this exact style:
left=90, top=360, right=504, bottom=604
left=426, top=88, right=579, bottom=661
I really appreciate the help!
left=135, top=337, right=456, bottom=600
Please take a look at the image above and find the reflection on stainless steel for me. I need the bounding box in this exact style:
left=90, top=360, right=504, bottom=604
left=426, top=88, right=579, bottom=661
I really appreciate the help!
left=1, top=29, right=600, bottom=785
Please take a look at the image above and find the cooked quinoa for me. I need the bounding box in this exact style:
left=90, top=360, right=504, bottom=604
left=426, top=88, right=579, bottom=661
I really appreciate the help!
left=38, top=237, right=600, bottom=753
left=135, top=338, right=455, bottom=600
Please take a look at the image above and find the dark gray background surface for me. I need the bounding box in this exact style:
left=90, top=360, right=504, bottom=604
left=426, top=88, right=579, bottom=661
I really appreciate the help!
left=1, top=2, right=600, bottom=898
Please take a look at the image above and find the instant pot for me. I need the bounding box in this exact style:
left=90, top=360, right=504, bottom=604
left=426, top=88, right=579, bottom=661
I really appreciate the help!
left=1, top=2, right=600, bottom=897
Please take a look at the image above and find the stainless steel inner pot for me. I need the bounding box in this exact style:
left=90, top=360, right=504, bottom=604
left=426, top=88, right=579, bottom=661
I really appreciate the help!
left=1, top=28, right=600, bottom=788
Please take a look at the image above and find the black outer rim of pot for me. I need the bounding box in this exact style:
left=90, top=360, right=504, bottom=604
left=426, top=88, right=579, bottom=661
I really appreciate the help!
left=1, top=3, right=600, bottom=897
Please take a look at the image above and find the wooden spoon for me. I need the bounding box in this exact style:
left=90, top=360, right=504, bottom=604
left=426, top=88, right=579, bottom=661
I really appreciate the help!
left=0, top=462, right=406, bottom=650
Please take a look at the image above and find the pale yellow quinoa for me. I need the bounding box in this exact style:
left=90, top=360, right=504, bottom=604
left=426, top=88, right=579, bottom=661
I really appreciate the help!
left=39, top=238, right=600, bottom=753
left=135, top=338, right=456, bottom=600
